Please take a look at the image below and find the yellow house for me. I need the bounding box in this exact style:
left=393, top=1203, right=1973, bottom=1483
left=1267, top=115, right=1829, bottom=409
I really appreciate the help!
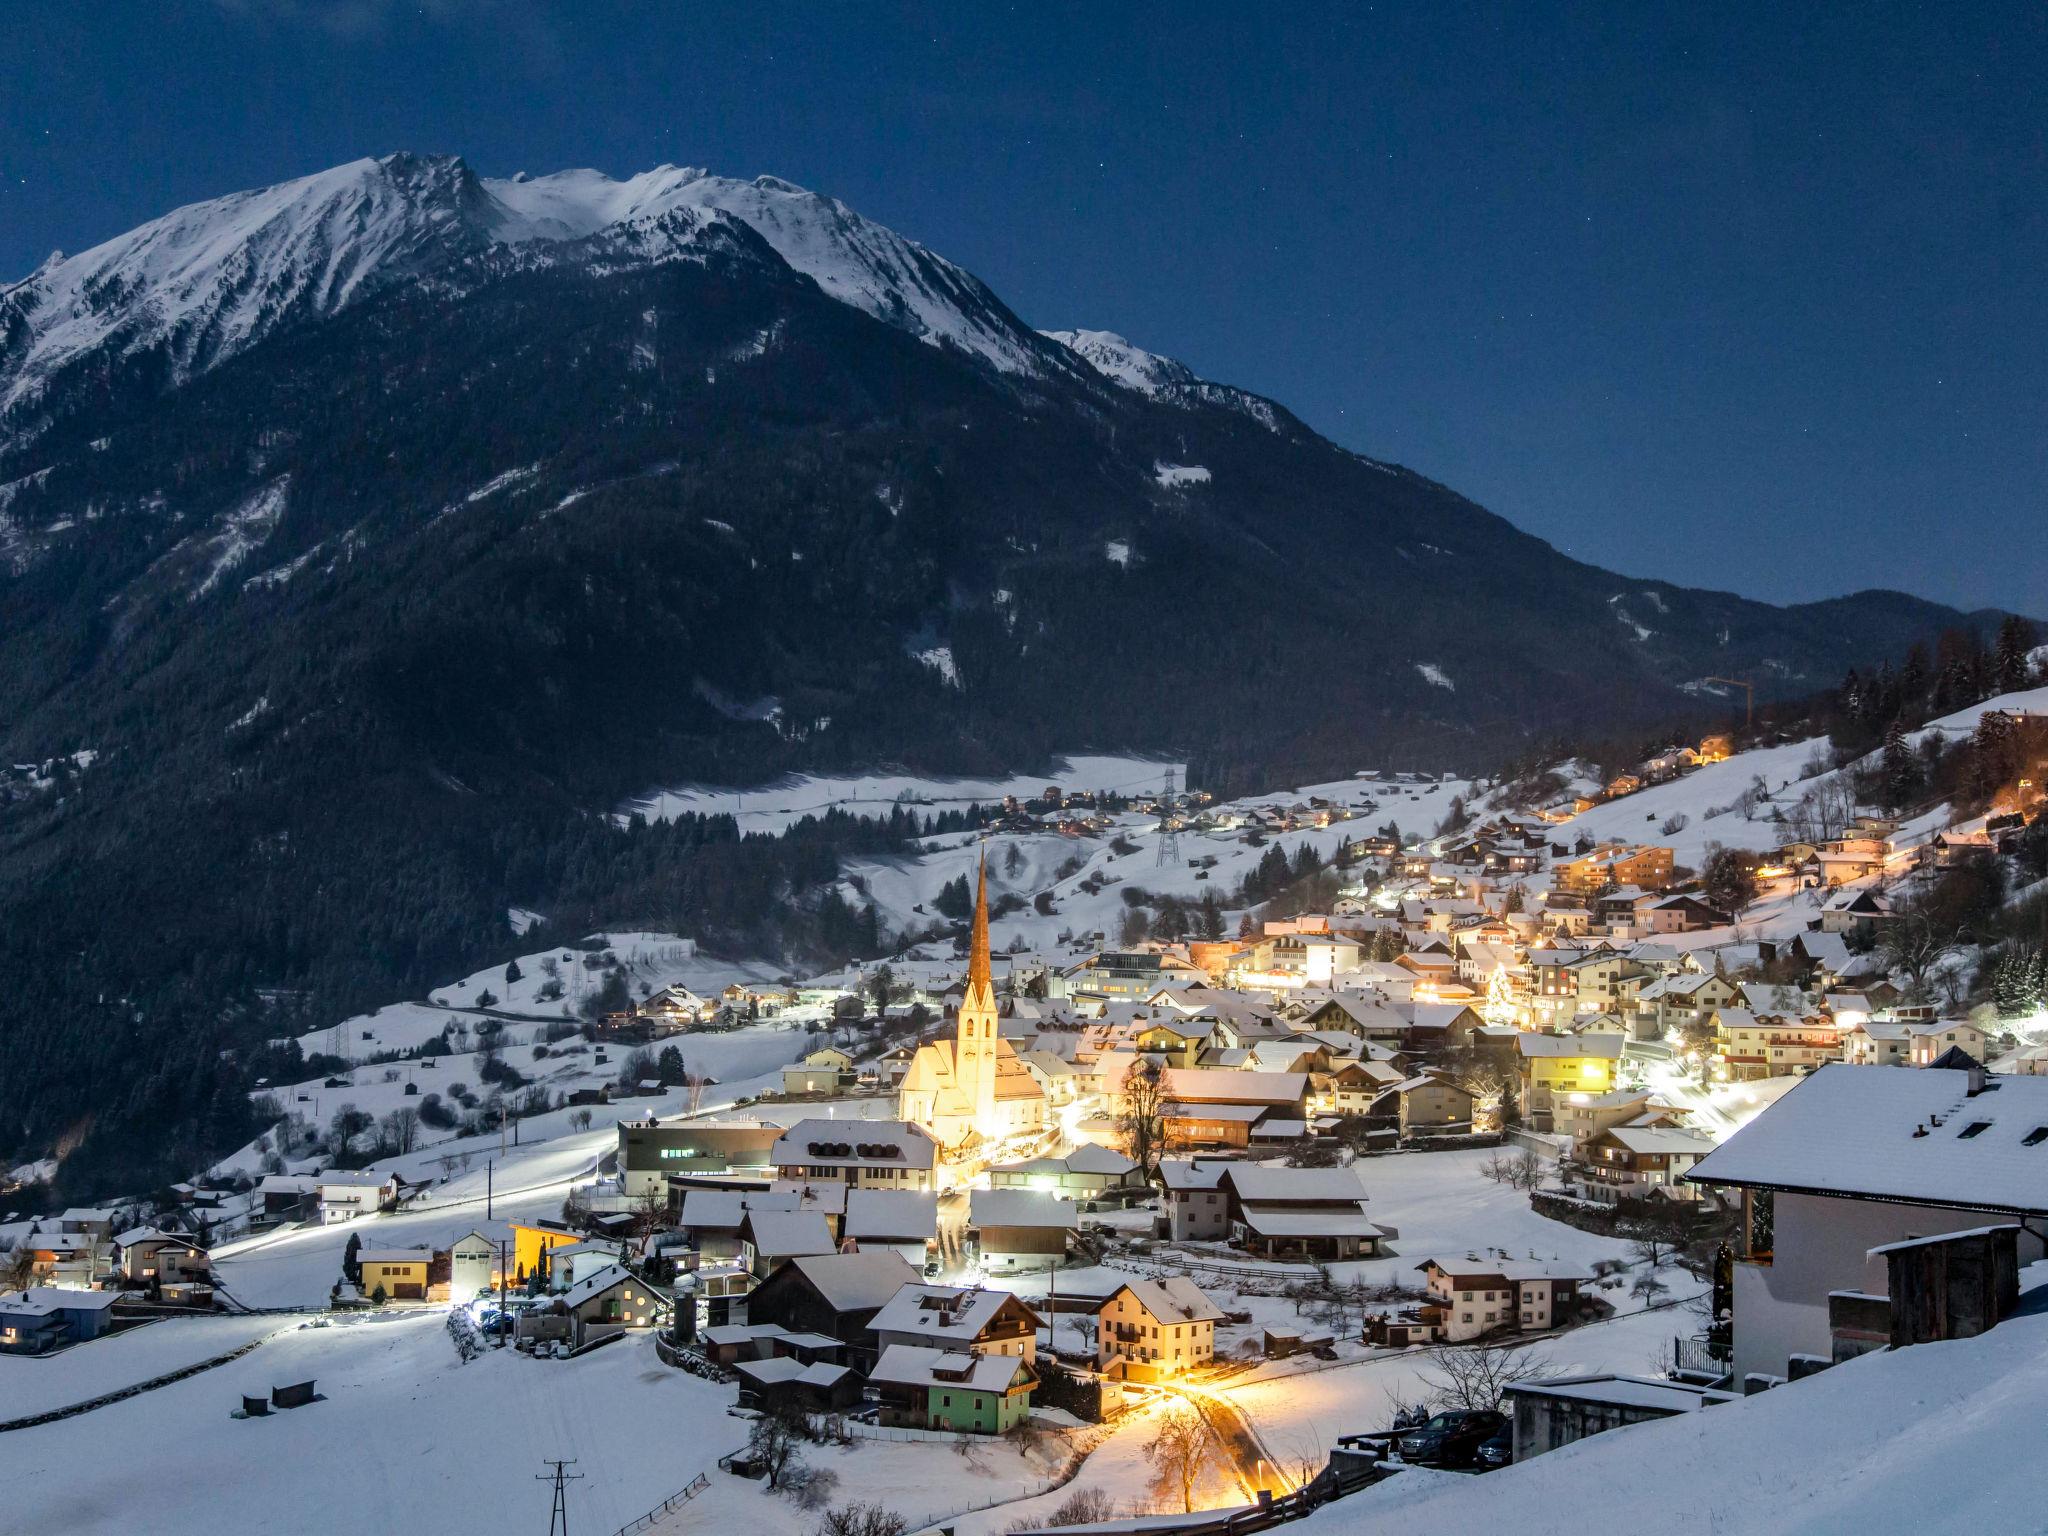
left=509, top=1221, right=580, bottom=1282
left=1131, top=1019, right=1209, bottom=1069
left=1517, top=1034, right=1622, bottom=1131
left=357, top=1247, right=432, bottom=1300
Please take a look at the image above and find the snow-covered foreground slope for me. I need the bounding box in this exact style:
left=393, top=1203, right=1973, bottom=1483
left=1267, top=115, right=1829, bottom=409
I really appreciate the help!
left=3, top=1313, right=1069, bottom=1536
left=1293, top=1307, right=2048, bottom=1536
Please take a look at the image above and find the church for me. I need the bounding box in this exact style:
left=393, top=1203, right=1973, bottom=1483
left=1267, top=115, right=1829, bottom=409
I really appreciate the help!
left=896, top=855, right=1048, bottom=1154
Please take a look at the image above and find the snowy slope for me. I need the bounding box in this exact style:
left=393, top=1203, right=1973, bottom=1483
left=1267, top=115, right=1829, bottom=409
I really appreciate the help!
left=1292, top=1306, right=2048, bottom=1536
left=489, top=167, right=1057, bottom=376
left=0, top=154, right=499, bottom=417
left=1041, top=327, right=1285, bottom=430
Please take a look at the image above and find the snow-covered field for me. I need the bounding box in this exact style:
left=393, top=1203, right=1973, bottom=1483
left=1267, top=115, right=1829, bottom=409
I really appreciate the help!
left=618, top=754, right=1183, bottom=833
left=0, top=1314, right=284, bottom=1419
left=3, top=1312, right=1072, bottom=1536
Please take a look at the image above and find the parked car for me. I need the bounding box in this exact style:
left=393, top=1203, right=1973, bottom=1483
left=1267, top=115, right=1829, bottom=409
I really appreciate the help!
left=1475, top=1423, right=1514, bottom=1469
left=1398, top=1409, right=1508, bottom=1467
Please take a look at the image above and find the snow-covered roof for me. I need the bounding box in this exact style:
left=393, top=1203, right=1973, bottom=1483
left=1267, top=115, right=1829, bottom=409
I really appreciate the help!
left=1109, top=1275, right=1226, bottom=1324
left=870, top=1283, right=1037, bottom=1341
left=970, top=1189, right=1079, bottom=1230
left=1162, top=1068, right=1307, bottom=1105
left=556, top=1262, right=637, bottom=1309
left=842, top=1189, right=938, bottom=1241
left=0, top=1287, right=121, bottom=1316
left=742, top=1210, right=836, bottom=1258
left=1517, top=1033, right=1624, bottom=1059
left=1224, top=1165, right=1370, bottom=1204
left=1689, top=1065, right=2048, bottom=1214
left=356, top=1247, right=432, bottom=1265
left=782, top=1251, right=922, bottom=1312
left=1598, top=1127, right=1718, bottom=1157
left=771, top=1119, right=937, bottom=1170
left=868, top=1343, right=1033, bottom=1394
left=1158, top=1159, right=1228, bottom=1192
left=733, top=1356, right=853, bottom=1388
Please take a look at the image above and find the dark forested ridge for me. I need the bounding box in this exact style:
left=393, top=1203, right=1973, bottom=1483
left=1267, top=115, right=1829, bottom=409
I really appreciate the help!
left=0, top=205, right=2015, bottom=1194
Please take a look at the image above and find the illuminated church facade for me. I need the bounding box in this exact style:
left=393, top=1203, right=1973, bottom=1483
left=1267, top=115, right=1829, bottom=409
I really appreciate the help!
left=896, top=856, right=1047, bottom=1152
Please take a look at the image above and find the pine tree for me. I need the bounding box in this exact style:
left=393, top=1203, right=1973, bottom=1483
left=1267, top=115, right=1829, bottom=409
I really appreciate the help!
left=1995, top=615, right=2037, bottom=695
left=343, top=1231, right=363, bottom=1287
left=1994, top=946, right=2041, bottom=1019
left=505, top=959, right=522, bottom=985
left=1881, top=719, right=1919, bottom=811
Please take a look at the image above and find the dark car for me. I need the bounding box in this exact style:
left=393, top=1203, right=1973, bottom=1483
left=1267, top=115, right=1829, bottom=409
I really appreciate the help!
left=1475, top=1423, right=1514, bottom=1469
left=1397, top=1409, right=1508, bottom=1467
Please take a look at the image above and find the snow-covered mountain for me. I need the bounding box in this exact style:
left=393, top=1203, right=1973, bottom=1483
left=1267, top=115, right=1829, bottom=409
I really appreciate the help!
left=2, top=151, right=1303, bottom=447
left=1041, top=327, right=1285, bottom=430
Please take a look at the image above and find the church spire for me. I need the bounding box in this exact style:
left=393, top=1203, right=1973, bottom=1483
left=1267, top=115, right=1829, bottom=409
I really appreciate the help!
left=969, top=848, right=991, bottom=995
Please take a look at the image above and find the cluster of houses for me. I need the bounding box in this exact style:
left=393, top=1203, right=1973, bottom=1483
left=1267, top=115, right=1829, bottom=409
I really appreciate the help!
left=0, top=1209, right=218, bottom=1355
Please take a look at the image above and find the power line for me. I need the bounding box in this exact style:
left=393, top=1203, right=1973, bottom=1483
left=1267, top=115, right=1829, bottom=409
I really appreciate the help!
left=1155, top=766, right=1183, bottom=866
left=537, top=1459, right=584, bottom=1536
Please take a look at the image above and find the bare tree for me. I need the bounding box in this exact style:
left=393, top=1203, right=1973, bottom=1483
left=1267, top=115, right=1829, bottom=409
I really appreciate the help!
left=1422, top=1342, right=1550, bottom=1413
left=1146, top=1403, right=1209, bottom=1513
left=380, top=1106, right=421, bottom=1156
left=816, top=1502, right=907, bottom=1536
left=1117, top=1058, right=1171, bottom=1178
left=1046, top=1489, right=1116, bottom=1526
left=749, top=1403, right=807, bottom=1490
left=1, top=1240, right=36, bottom=1291
left=1878, top=908, right=1966, bottom=989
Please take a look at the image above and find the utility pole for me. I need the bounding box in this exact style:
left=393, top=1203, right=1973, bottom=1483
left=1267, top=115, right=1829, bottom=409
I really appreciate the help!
left=1704, top=676, right=1755, bottom=730
left=486, top=1159, right=493, bottom=1221
left=537, top=1459, right=583, bottom=1536
left=497, top=1238, right=509, bottom=1345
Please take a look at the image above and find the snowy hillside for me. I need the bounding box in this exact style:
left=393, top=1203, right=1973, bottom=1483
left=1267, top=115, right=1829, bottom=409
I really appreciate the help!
left=619, top=753, right=1180, bottom=834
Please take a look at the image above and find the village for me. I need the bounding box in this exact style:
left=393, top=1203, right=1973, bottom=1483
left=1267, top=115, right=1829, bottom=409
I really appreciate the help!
left=5, top=679, right=2048, bottom=1536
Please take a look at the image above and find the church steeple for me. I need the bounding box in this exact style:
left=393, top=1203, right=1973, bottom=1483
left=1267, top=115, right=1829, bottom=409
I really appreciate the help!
left=968, top=849, right=991, bottom=998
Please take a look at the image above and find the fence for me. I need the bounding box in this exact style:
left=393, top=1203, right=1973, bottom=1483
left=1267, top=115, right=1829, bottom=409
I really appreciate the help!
left=1106, top=1251, right=1321, bottom=1288
left=608, top=1471, right=708, bottom=1536
left=0, top=1329, right=281, bottom=1434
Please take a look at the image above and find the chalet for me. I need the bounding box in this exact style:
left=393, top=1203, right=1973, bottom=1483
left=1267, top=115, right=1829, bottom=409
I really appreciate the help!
left=870, top=1283, right=1042, bottom=1362
left=1712, top=1008, right=1843, bottom=1080
left=1224, top=1164, right=1386, bottom=1262
left=1516, top=1033, right=1623, bottom=1130
left=1331, top=1059, right=1408, bottom=1117
left=110, top=1228, right=209, bottom=1286
left=1374, top=1073, right=1478, bottom=1139
left=1687, top=1063, right=2048, bottom=1385
left=317, top=1171, right=397, bottom=1225
left=1819, top=887, right=1894, bottom=934
left=745, top=1251, right=923, bottom=1371
left=1569, top=1125, right=1719, bottom=1203
left=1841, top=1019, right=1912, bottom=1067
left=968, top=1189, right=1079, bottom=1273
left=1634, top=894, right=1732, bottom=935
left=781, top=1047, right=856, bottom=1096
left=770, top=1119, right=938, bottom=1191
left=357, top=1247, right=433, bottom=1300
left=1551, top=1088, right=1688, bottom=1153
left=0, top=1287, right=119, bottom=1355
left=1413, top=1256, right=1588, bottom=1342
left=1908, top=1020, right=1988, bottom=1067
left=869, top=1344, right=1037, bottom=1434
left=1096, top=1276, right=1225, bottom=1381
left=1158, top=1159, right=1231, bottom=1242
left=521, top=1261, right=662, bottom=1347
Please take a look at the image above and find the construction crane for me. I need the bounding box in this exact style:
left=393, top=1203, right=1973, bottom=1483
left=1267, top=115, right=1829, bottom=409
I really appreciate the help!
left=1704, top=676, right=1754, bottom=730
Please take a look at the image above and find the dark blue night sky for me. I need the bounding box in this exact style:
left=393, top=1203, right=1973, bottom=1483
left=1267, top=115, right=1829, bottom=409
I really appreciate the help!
left=4, top=2, right=2041, bottom=611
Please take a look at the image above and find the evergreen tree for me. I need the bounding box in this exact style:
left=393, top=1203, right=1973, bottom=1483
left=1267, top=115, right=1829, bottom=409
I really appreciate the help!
left=655, top=1045, right=687, bottom=1085
left=343, top=1231, right=363, bottom=1287
left=505, top=959, right=523, bottom=985
left=1881, top=718, right=1920, bottom=811
left=1996, top=615, right=2037, bottom=695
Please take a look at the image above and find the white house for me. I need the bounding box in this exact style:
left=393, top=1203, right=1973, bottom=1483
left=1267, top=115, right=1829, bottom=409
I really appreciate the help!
left=1688, top=1062, right=2048, bottom=1386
